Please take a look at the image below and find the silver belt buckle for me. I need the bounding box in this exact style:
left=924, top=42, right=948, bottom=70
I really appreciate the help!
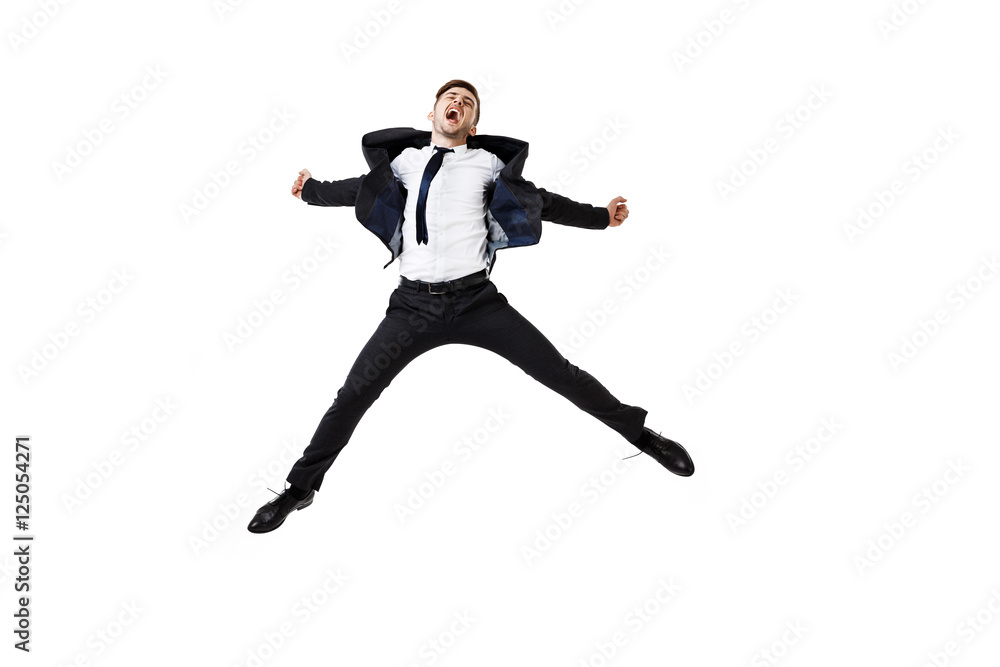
left=428, top=281, right=449, bottom=295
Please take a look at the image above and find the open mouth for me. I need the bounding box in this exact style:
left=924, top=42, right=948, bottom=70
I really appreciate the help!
left=445, top=106, right=461, bottom=124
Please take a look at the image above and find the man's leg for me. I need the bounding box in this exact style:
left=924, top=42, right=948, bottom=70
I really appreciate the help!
left=450, top=282, right=647, bottom=443
left=286, top=288, right=447, bottom=492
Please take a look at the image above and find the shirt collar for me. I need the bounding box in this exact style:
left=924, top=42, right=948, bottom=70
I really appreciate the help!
left=430, top=141, right=468, bottom=155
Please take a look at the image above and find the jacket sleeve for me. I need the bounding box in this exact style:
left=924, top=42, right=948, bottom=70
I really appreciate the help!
left=537, top=187, right=610, bottom=230
left=301, top=176, right=364, bottom=207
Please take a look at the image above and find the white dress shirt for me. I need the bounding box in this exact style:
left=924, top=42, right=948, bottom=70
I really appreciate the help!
left=390, top=141, right=505, bottom=282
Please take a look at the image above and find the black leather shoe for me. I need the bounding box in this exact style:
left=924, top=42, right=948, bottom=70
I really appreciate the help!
left=635, top=428, right=695, bottom=477
left=247, top=487, right=315, bottom=533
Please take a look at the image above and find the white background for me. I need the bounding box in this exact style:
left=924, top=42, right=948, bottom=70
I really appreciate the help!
left=3, top=0, right=999, bottom=665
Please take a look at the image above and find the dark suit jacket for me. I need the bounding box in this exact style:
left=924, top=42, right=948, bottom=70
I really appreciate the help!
left=300, top=127, right=610, bottom=270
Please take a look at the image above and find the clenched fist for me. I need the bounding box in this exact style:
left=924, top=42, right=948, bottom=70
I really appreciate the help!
left=607, top=196, right=629, bottom=227
left=291, top=168, right=312, bottom=199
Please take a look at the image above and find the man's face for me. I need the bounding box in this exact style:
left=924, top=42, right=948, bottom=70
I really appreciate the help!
left=427, top=87, right=478, bottom=140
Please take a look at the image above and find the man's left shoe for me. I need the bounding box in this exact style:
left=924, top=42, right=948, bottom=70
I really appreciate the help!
left=635, top=427, right=695, bottom=477
left=247, top=487, right=315, bottom=534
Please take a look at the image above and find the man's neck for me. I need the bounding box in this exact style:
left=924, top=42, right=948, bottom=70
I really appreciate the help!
left=430, top=131, right=468, bottom=149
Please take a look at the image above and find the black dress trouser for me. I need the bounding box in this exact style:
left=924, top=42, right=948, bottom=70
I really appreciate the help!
left=286, top=277, right=648, bottom=492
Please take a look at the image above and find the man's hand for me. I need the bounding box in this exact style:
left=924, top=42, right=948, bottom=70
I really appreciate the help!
left=607, top=196, right=629, bottom=227
left=292, top=168, right=312, bottom=199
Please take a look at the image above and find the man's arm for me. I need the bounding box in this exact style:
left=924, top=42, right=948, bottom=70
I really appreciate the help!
left=301, top=176, right=364, bottom=207
left=537, top=187, right=612, bottom=230
left=292, top=168, right=363, bottom=206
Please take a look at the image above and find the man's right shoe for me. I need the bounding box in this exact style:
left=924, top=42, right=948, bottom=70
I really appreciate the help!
left=247, top=487, right=315, bottom=534
left=634, top=427, right=695, bottom=477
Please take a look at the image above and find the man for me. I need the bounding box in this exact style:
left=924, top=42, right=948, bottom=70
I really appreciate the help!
left=248, top=80, right=694, bottom=534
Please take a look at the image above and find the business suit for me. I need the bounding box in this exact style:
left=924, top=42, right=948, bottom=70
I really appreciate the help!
left=299, top=127, right=611, bottom=269
left=284, top=128, right=648, bottom=493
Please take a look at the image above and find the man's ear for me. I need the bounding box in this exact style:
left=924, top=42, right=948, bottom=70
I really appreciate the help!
left=426, top=110, right=434, bottom=122
left=468, top=126, right=477, bottom=138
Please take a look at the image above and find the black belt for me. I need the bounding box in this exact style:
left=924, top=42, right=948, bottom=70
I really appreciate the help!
left=398, top=269, right=489, bottom=294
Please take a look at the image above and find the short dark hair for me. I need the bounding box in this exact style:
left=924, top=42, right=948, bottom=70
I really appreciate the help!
left=435, top=79, right=480, bottom=126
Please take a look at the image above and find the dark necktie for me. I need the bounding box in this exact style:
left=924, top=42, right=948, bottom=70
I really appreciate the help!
left=415, top=146, right=454, bottom=245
